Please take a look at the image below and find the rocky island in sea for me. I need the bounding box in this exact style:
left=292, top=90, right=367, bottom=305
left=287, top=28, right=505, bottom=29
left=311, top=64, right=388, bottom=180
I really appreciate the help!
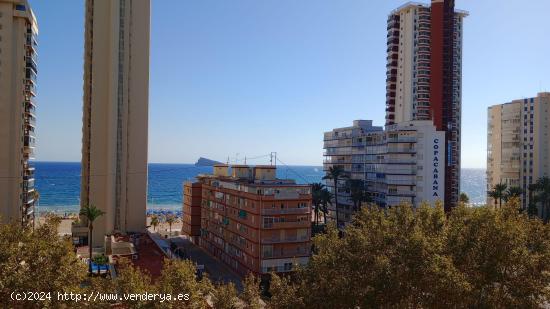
left=194, top=157, right=223, bottom=167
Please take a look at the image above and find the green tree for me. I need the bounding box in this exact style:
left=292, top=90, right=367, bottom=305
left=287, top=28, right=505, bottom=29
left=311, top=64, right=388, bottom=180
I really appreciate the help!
left=268, top=273, right=304, bottom=309
left=150, top=214, right=160, bottom=232
left=493, top=183, right=508, bottom=209
left=273, top=201, right=550, bottom=308
left=156, top=258, right=212, bottom=308
left=212, top=282, right=238, bottom=309
left=79, top=204, right=105, bottom=273
left=488, top=190, right=499, bottom=209
left=530, top=177, right=550, bottom=222
left=311, top=183, right=325, bottom=227
left=241, top=273, right=262, bottom=309
left=459, top=192, right=470, bottom=205
left=346, top=179, right=371, bottom=211
left=0, top=216, right=87, bottom=308
left=319, top=188, right=333, bottom=225
left=322, top=166, right=348, bottom=228
left=165, top=214, right=177, bottom=237
left=113, top=258, right=154, bottom=308
left=505, top=186, right=523, bottom=202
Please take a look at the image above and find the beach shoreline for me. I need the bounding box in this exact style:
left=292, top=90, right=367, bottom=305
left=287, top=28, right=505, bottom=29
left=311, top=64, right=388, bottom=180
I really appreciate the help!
left=36, top=203, right=183, bottom=217
left=37, top=213, right=184, bottom=236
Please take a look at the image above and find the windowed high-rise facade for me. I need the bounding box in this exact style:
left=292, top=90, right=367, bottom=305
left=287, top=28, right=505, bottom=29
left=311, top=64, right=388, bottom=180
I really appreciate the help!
left=0, top=0, right=38, bottom=227
left=487, top=93, right=550, bottom=214
left=73, top=0, right=150, bottom=247
left=385, top=1, right=467, bottom=210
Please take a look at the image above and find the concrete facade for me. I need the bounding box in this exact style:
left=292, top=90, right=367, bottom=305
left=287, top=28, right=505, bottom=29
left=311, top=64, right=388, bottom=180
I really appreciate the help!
left=322, top=120, right=383, bottom=223
left=0, top=0, right=37, bottom=227
left=76, top=0, right=150, bottom=247
left=323, top=120, right=446, bottom=225
left=487, top=92, right=550, bottom=213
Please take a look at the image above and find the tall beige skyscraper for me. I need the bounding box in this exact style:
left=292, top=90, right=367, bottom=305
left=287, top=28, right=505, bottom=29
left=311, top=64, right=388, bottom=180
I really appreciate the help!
left=75, top=0, right=150, bottom=247
left=385, top=1, right=467, bottom=210
left=0, top=0, right=38, bottom=227
left=487, top=92, right=550, bottom=213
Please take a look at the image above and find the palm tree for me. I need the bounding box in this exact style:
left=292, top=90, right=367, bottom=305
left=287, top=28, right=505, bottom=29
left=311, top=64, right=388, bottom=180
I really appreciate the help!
left=165, top=214, right=177, bottom=237
left=459, top=192, right=469, bottom=205
left=528, top=183, right=540, bottom=217
left=319, top=188, right=333, bottom=225
left=530, top=177, right=550, bottom=222
left=322, top=166, right=348, bottom=228
left=505, top=186, right=523, bottom=202
left=488, top=190, right=499, bottom=210
left=150, top=215, right=160, bottom=232
left=346, top=179, right=371, bottom=211
left=79, top=204, right=105, bottom=273
left=493, top=183, right=508, bottom=209
left=311, top=183, right=325, bottom=227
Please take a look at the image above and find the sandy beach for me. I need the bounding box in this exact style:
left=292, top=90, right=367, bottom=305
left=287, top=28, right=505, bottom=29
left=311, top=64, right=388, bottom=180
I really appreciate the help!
left=36, top=215, right=184, bottom=236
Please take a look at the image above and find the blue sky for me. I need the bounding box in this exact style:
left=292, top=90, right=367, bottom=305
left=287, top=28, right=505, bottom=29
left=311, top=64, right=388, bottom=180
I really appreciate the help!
left=31, top=0, right=550, bottom=167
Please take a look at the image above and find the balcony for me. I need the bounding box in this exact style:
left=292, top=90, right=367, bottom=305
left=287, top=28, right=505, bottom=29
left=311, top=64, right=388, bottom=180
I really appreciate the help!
left=26, top=68, right=37, bottom=84
left=26, top=57, right=38, bottom=74
left=25, top=83, right=36, bottom=96
left=385, top=179, right=415, bottom=186
left=387, top=137, right=417, bottom=143
left=262, top=221, right=310, bottom=229
left=25, top=205, right=35, bottom=217
left=25, top=104, right=36, bottom=117
left=261, top=208, right=309, bottom=215
left=24, top=136, right=36, bottom=148
left=261, top=236, right=310, bottom=244
left=323, top=149, right=352, bottom=156
left=23, top=178, right=35, bottom=192
left=323, top=158, right=352, bottom=164
left=25, top=116, right=36, bottom=128
left=261, top=248, right=309, bottom=259
left=385, top=190, right=416, bottom=197
left=23, top=190, right=35, bottom=205
left=386, top=146, right=415, bottom=153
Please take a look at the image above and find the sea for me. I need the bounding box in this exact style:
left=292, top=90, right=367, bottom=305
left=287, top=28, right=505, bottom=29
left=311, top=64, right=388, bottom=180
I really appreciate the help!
left=34, top=162, right=486, bottom=215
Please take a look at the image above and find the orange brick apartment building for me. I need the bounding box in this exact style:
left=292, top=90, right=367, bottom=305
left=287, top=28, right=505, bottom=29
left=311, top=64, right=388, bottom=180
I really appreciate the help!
left=182, top=164, right=312, bottom=277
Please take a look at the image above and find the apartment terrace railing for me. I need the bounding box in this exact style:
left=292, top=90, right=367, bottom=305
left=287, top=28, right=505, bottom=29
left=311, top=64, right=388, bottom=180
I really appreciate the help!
left=261, top=249, right=309, bottom=259
left=261, top=236, right=310, bottom=244
left=262, top=221, right=310, bottom=229
left=261, top=208, right=309, bottom=215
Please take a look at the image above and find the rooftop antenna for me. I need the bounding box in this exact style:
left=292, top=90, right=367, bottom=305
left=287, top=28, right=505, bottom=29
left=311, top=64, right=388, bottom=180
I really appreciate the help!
left=244, top=156, right=247, bottom=165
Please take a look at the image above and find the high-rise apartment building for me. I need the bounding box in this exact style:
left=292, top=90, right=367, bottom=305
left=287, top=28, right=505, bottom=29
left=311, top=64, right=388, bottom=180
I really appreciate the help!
left=323, top=120, right=383, bottom=223
left=385, top=0, right=467, bottom=210
left=182, top=182, right=202, bottom=244
left=0, top=0, right=38, bottom=227
left=183, top=165, right=312, bottom=277
left=324, top=120, right=446, bottom=225
left=487, top=92, right=550, bottom=213
left=73, top=0, right=150, bottom=247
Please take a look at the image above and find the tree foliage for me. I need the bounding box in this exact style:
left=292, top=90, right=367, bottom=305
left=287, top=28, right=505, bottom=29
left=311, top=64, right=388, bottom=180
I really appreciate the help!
left=4, top=200, right=550, bottom=308
left=322, top=165, right=348, bottom=228
left=269, top=201, right=550, bottom=308
left=211, top=282, right=238, bottom=309
left=241, top=273, right=262, bottom=309
left=459, top=192, right=470, bottom=204
left=0, top=217, right=87, bottom=308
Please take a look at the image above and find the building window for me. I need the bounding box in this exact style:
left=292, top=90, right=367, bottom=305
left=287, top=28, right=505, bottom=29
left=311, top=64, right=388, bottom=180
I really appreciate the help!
left=15, top=4, right=26, bottom=11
